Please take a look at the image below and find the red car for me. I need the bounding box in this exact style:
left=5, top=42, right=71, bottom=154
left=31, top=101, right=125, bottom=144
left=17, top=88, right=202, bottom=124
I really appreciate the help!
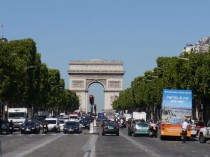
left=194, top=120, right=205, bottom=135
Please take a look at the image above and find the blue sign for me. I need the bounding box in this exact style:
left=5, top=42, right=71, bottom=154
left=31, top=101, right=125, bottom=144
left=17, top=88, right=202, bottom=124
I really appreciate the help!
left=162, top=89, right=192, bottom=124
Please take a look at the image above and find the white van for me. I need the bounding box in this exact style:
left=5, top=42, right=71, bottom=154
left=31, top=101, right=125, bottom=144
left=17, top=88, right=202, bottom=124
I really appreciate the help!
left=45, top=118, right=60, bottom=133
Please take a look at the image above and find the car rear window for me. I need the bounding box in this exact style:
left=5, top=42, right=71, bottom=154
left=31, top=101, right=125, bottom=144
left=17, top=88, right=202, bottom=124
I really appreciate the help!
left=196, top=122, right=205, bottom=126
left=46, top=120, right=56, bottom=124
left=137, top=122, right=148, bottom=127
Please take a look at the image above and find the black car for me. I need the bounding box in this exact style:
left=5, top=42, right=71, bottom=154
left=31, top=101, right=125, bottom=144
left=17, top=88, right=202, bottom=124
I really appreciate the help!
left=21, top=121, right=40, bottom=134
left=80, top=116, right=91, bottom=129
left=0, top=120, right=10, bottom=134
left=63, top=121, right=82, bottom=134
left=102, top=121, right=119, bottom=136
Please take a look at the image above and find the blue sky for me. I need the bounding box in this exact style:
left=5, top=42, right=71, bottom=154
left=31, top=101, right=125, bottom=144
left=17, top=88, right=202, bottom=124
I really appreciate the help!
left=1, top=0, right=210, bottom=112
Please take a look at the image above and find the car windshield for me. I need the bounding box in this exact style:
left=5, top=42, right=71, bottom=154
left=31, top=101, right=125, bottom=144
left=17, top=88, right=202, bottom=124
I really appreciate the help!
left=105, top=121, right=117, bottom=127
left=195, top=121, right=205, bottom=126
left=24, top=122, right=35, bottom=127
left=8, top=112, right=26, bottom=119
left=59, top=120, right=65, bottom=124
left=46, top=120, right=56, bottom=124
left=66, top=122, right=78, bottom=126
left=137, top=122, right=149, bottom=127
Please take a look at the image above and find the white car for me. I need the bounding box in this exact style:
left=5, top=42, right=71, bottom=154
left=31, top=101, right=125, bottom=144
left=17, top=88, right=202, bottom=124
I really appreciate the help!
left=63, top=115, right=69, bottom=122
left=58, top=118, right=65, bottom=131
left=45, top=118, right=60, bottom=133
left=198, top=120, right=210, bottom=143
left=190, top=122, right=197, bottom=137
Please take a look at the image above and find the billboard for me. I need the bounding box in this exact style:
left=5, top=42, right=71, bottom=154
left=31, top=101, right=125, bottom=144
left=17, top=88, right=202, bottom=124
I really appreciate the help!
left=162, top=89, right=192, bottom=124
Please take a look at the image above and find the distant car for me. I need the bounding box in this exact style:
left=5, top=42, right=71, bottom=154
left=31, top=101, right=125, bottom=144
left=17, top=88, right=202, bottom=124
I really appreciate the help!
left=132, top=122, right=149, bottom=137
left=80, top=116, right=91, bottom=129
left=117, top=118, right=126, bottom=128
left=63, top=121, right=82, bottom=134
left=59, top=118, right=65, bottom=131
left=21, top=121, right=40, bottom=134
left=63, top=115, right=69, bottom=122
left=45, top=118, right=60, bottom=133
left=0, top=120, right=10, bottom=134
left=101, top=119, right=111, bottom=127
left=128, top=119, right=146, bottom=136
left=102, top=121, right=119, bottom=136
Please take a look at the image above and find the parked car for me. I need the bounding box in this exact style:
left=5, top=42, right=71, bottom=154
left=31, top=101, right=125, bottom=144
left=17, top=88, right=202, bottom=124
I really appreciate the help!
left=63, top=121, right=82, bottom=134
left=45, top=118, right=60, bottom=133
left=198, top=120, right=210, bottom=143
left=21, top=121, right=40, bottom=134
left=128, top=119, right=145, bottom=136
left=102, top=121, right=119, bottom=136
left=132, top=122, right=149, bottom=137
left=0, top=120, right=10, bottom=134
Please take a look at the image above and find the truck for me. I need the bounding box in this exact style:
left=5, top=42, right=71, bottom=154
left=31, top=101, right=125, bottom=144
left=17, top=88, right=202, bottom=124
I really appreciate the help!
left=7, top=108, right=31, bottom=131
left=160, top=89, right=192, bottom=140
left=132, top=111, right=146, bottom=121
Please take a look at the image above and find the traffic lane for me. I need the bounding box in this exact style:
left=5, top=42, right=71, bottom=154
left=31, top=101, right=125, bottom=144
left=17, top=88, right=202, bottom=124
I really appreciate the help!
left=1, top=129, right=93, bottom=157
left=120, top=128, right=210, bottom=157
left=27, top=133, right=93, bottom=157
left=91, top=126, right=155, bottom=157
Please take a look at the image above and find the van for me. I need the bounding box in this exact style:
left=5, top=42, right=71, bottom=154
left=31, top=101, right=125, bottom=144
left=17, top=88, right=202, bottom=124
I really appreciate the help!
left=45, top=118, right=60, bottom=133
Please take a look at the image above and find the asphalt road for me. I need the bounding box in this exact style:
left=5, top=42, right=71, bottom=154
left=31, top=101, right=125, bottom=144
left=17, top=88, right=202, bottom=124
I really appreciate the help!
left=0, top=122, right=209, bottom=157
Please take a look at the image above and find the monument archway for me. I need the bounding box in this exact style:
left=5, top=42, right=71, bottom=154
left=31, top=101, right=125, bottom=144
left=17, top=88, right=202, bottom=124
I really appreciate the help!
left=68, top=59, right=125, bottom=113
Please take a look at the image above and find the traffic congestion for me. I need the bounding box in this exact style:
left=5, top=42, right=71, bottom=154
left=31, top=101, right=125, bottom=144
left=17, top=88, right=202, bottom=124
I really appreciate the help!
left=0, top=109, right=210, bottom=157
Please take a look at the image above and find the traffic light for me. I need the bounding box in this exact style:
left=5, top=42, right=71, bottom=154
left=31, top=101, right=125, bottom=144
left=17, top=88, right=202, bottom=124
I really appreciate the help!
left=89, top=95, right=94, bottom=105
left=94, top=104, right=96, bottom=112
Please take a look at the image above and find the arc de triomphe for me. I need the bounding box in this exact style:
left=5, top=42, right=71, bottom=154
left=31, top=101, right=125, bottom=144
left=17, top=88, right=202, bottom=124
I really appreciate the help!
left=68, top=59, right=125, bottom=113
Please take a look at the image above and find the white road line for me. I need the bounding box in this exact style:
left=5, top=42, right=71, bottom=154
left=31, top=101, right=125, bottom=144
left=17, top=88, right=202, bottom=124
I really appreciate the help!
left=120, top=133, right=161, bottom=157
left=3, top=134, right=63, bottom=157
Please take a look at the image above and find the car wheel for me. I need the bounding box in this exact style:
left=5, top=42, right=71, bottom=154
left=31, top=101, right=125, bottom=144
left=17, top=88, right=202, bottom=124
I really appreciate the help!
left=199, top=134, right=207, bottom=143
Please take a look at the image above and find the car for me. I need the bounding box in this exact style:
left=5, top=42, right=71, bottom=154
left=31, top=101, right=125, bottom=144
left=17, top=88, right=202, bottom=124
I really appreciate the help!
left=190, top=122, right=197, bottom=137
left=45, top=118, right=60, bottom=133
left=80, top=116, right=91, bottom=129
left=127, top=119, right=146, bottom=136
left=194, top=120, right=206, bottom=135
left=102, top=121, right=119, bottom=136
left=0, top=120, right=10, bottom=134
left=198, top=120, right=210, bottom=143
left=58, top=118, right=65, bottom=131
left=132, top=122, right=149, bottom=137
left=117, top=117, right=126, bottom=128
left=63, top=121, right=82, bottom=134
left=21, top=121, right=40, bottom=134
left=101, top=119, right=111, bottom=127
left=63, top=115, right=70, bottom=122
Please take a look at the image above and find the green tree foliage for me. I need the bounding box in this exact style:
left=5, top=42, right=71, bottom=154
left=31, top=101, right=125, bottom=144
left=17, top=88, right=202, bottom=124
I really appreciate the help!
left=0, top=38, right=79, bottom=114
left=115, top=52, right=210, bottom=117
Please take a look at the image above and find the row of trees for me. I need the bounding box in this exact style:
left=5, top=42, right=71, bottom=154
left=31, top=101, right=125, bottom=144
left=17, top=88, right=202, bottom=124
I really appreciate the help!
left=0, top=38, right=79, bottom=117
left=113, top=49, right=210, bottom=122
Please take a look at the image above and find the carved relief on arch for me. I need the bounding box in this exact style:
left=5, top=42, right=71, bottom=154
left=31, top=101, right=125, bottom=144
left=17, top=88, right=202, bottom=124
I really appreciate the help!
left=86, top=79, right=106, bottom=89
